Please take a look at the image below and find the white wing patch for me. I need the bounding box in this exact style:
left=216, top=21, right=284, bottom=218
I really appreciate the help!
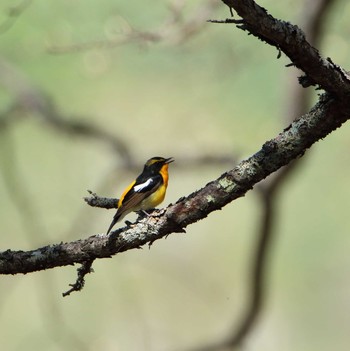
left=134, top=178, right=153, bottom=192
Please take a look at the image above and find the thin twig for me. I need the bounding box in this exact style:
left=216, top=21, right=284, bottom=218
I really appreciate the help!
left=62, top=260, right=94, bottom=297
left=84, top=190, right=118, bottom=209
left=207, top=18, right=244, bottom=24
left=0, top=57, right=135, bottom=170
left=47, top=0, right=220, bottom=54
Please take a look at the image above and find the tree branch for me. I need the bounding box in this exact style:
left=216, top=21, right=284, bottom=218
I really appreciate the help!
left=62, top=259, right=94, bottom=297
left=0, top=57, right=135, bottom=170
left=84, top=190, right=118, bottom=209
left=1, top=92, right=349, bottom=275
left=219, top=0, right=350, bottom=95
left=188, top=1, right=339, bottom=350
left=47, top=0, right=220, bottom=54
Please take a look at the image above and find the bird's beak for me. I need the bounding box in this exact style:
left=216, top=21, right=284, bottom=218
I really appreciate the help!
left=165, top=157, right=174, bottom=164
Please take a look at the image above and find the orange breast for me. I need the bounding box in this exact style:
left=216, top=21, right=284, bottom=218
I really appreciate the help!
left=160, top=164, right=169, bottom=186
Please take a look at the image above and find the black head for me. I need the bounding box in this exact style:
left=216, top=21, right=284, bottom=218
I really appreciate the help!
left=143, top=156, right=174, bottom=173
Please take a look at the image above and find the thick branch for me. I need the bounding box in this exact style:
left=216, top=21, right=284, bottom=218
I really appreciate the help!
left=220, top=0, right=350, bottom=96
left=0, top=93, right=349, bottom=275
left=224, top=0, right=338, bottom=348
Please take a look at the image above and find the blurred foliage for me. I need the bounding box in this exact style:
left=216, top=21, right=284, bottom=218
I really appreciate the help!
left=0, top=0, right=350, bottom=350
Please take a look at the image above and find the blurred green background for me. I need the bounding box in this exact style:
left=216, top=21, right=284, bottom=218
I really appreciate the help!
left=1, top=0, right=350, bottom=350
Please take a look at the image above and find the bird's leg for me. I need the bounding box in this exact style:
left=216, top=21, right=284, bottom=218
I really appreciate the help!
left=136, top=209, right=154, bottom=218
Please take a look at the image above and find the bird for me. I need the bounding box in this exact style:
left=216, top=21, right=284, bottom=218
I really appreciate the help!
left=106, top=156, right=174, bottom=234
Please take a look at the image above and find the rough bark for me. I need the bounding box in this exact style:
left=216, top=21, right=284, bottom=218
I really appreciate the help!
left=1, top=93, right=349, bottom=275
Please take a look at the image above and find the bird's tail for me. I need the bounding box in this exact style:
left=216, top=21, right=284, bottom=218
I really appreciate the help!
left=106, top=212, right=121, bottom=234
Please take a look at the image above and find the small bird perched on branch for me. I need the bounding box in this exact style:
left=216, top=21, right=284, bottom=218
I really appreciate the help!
left=106, top=156, right=174, bottom=234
